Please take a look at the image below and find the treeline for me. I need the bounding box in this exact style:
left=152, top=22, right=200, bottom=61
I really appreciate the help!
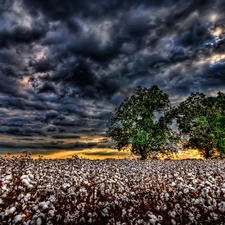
left=107, top=85, right=225, bottom=159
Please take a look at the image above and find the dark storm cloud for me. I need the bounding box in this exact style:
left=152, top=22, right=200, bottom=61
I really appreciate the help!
left=1, top=0, right=225, bottom=156
left=51, top=134, right=80, bottom=139
left=0, top=72, right=19, bottom=95
left=0, top=140, right=98, bottom=150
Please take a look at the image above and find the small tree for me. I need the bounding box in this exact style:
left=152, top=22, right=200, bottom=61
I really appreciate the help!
left=187, top=116, right=215, bottom=158
left=168, top=92, right=225, bottom=159
left=213, top=115, right=225, bottom=158
left=107, top=85, right=171, bottom=159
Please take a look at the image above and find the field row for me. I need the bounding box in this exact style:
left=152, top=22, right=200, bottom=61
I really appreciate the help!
left=1, top=157, right=225, bottom=224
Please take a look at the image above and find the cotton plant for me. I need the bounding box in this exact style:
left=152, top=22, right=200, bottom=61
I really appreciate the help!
left=1, top=155, right=225, bottom=224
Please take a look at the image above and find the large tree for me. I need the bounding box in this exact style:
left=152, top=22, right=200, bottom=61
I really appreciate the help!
left=107, top=85, right=171, bottom=159
left=167, top=92, right=225, bottom=158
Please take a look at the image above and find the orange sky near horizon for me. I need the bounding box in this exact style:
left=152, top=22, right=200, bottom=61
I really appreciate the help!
left=1, top=148, right=205, bottom=160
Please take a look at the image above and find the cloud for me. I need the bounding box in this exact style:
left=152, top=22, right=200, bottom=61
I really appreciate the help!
left=51, top=134, right=80, bottom=139
left=0, top=140, right=98, bottom=151
left=1, top=0, right=225, bottom=156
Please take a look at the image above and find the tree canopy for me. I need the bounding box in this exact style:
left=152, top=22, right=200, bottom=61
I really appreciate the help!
left=168, top=92, right=225, bottom=158
left=107, top=86, right=225, bottom=159
left=107, top=85, right=171, bottom=159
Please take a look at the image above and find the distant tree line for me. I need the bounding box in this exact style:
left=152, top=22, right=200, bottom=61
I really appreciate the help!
left=107, top=85, right=225, bottom=160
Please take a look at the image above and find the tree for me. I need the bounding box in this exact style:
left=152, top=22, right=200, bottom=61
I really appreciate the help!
left=187, top=116, right=215, bottom=158
left=167, top=92, right=225, bottom=158
left=107, top=85, right=171, bottom=159
left=213, top=115, right=225, bottom=158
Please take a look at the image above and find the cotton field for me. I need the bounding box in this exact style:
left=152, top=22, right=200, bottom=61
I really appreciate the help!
left=1, top=156, right=225, bottom=225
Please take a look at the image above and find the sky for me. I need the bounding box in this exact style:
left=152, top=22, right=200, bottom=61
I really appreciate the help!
left=0, top=0, right=225, bottom=159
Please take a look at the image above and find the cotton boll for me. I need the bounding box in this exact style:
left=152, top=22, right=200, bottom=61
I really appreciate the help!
left=32, top=205, right=38, bottom=212
left=42, top=203, right=49, bottom=210
left=21, top=179, right=30, bottom=186
left=24, top=193, right=31, bottom=201
left=171, top=218, right=176, bottom=225
left=218, top=202, right=225, bottom=213
left=148, top=214, right=158, bottom=225
left=176, top=177, right=183, bottom=182
left=210, top=212, right=219, bottom=221
left=5, top=174, right=12, bottom=181
left=36, top=217, right=42, bottom=225
left=158, top=215, right=163, bottom=223
left=13, top=214, right=25, bottom=223
left=169, top=210, right=176, bottom=218
left=9, top=206, right=16, bottom=214
left=122, top=209, right=126, bottom=217
left=171, top=182, right=176, bottom=186
left=28, top=173, right=34, bottom=180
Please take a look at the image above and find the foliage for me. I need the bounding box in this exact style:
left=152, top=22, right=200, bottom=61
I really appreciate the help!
left=107, top=85, right=171, bottom=159
left=213, top=115, right=225, bottom=158
left=167, top=92, right=225, bottom=158
left=107, top=85, right=225, bottom=159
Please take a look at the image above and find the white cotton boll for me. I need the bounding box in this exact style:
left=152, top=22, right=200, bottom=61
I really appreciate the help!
left=188, top=213, right=195, bottom=222
left=176, top=177, right=183, bottom=182
left=218, top=201, right=225, bottom=213
left=194, top=198, right=200, bottom=204
left=149, top=218, right=157, bottom=225
left=28, top=173, right=34, bottom=180
left=158, top=215, right=163, bottom=222
left=122, top=209, right=126, bottom=217
left=192, top=179, right=198, bottom=184
left=48, top=210, right=55, bottom=217
left=9, top=206, right=16, bottom=214
left=5, top=174, right=12, bottom=181
left=2, top=184, right=8, bottom=191
left=148, top=214, right=158, bottom=225
left=28, top=184, right=33, bottom=189
left=5, top=209, right=10, bottom=216
left=171, top=218, right=176, bottom=225
left=13, top=214, right=25, bottom=223
left=21, top=175, right=29, bottom=180
left=102, top=208, right=109, bottom=217
left=210, top=212, right=219, bottom=220
left=49, top=195, right=56, bottom=203
left=24, top=193, right=31, bottom=201
left=205, top=181, right=212, bottom=186
left=213, top=198, right=217, bottom=207
left=161, top=204, right=167, bottom=211
left=42, top=204, right=49, bottom=210
left=169, top=210, right=176, bottom=218
left=36, top=217, right=42, bottom=225
left=21, top=179, right=30, bottom=186
left=184, top=188, right=189, bottom=194
left=137, top=219, right=144, bottom=224
left=0, top=198, right=3, bottom=205
left=165, top=192, right=169, bottom=201
left=171, top=182, right=176, bottom=186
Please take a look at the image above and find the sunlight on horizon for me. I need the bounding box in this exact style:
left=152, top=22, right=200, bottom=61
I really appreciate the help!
left=0, top=148, right=206, bottom=160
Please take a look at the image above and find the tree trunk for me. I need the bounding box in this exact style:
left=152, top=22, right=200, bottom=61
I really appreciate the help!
left=140, top=147, right=147, bottom=160
left=205, top=148, right=211, bottom=159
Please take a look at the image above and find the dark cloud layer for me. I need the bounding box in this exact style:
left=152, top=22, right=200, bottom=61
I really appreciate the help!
left=0, top=0, right=225, bottom=156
